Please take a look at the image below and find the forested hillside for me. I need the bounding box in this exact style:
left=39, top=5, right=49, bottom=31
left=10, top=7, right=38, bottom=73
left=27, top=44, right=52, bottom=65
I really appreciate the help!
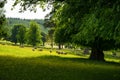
left=7, top=18, right=48, bottom=33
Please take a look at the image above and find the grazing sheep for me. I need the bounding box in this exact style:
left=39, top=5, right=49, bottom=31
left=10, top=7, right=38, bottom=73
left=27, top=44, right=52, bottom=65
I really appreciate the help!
left=83, top=48, right=89, bottom=54
left=112, top=52, right=116, bottom=57
left=56, top=50, right=67, bottom=55
left=63, top=52, right=67, bottom=55
left=50, top=50, right=52, bottom=53
left=56, top=50, right=61, bottom=54
left=32, top=48, right=35, bottom=51
left=39, top=48, right=43, bottom=51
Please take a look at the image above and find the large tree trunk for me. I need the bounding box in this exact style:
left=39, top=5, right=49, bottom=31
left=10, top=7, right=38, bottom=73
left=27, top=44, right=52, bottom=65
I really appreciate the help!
left=50, top=38, right=53, bottom=49
left=43, top=42, right=45, bottom=46
left=89, top=47, right=105, bottom=61
left=58, top=43, right=61, bottom=50
left=89, top=38, right=105, bottom=61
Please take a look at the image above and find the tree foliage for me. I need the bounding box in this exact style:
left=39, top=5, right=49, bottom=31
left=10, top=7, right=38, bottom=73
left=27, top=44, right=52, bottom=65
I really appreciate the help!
left=7, top=18, right=47, bottom=33
left=54, top=26, right=71, bottom=49
left=0, top=0, right=7, bottom=39
left=17, top=25, right=26, bottom=46
left=27, top=21, right=42, bottom=46
left=11, top=24, right=20, bottom=44
left=53, top=0, right=120, bottom=61
left=11, top=24, right=26, bottom=45
left=41, top=32, right=47, bottom=46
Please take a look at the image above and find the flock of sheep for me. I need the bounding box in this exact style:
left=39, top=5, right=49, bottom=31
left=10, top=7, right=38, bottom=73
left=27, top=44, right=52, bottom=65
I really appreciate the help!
left=33, top=48, right=67, bottom=55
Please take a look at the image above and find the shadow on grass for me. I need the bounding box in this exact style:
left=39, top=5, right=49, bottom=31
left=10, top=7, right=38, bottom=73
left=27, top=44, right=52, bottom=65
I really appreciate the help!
left=34, top=55, right=120, bottom=66
left=0, top=55, right=120, bottom=66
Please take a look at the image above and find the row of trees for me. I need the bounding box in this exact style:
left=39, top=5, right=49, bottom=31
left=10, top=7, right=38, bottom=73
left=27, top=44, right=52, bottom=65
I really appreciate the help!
left=11, top=21, right=47, bottom=47
left=7, top=18, right=46, bottom=31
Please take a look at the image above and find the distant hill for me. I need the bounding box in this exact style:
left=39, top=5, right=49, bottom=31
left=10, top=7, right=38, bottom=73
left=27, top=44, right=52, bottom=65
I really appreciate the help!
left=7, top=18, right=48, bottom=33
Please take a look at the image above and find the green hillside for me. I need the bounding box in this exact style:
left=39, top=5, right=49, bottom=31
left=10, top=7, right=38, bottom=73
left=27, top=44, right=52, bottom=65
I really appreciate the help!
left=7, top=18, right=48, bottom=33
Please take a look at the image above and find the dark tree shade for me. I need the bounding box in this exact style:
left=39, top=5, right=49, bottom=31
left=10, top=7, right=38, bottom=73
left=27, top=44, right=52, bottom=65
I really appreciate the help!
left=0, top=15, right=7, bottom=39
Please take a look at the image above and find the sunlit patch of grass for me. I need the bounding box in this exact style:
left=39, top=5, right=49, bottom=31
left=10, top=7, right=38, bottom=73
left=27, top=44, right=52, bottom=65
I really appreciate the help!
left=104, top=51, right=120, bottom=63
left=0, top=44, right=120, bottom=62
left=0, top=44, right=81, bottom=58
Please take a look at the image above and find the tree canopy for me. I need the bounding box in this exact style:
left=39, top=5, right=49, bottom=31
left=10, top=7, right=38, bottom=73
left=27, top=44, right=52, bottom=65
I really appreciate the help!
left=11, top=24, right=21, bottom=44
left=11, top=24, right=26, bottom=45
left=0, top=0, right=7, bottom=39
left=17, top=25, right=26, bottom=46
left=53, top=0, right=120, bottom=61
left=27, top=21, right=42, bottom=47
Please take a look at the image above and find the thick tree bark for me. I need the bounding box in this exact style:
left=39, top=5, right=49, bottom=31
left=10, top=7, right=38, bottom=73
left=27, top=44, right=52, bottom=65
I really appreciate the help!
left=89, top=47, right=105, bottom=61
left=58, top=43, right=61, bottom=50
left=43, top=42, right=45, bottom=46
left=89, top=37, right=105, bottom=61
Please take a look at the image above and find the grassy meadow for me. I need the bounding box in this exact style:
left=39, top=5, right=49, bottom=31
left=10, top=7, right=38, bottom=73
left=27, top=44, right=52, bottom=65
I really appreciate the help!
left=0, top=44, right=120, bottom=80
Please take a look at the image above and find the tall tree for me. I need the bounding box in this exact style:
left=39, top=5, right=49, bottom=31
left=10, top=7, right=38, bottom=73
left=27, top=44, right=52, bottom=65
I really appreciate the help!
left=17, top=24, right=26, bottom=46
left=54, top=27, right=70, bottom=49
left=11, top=25, right=20, bottom=44
left=41, top=32, right=47, bottom=46
left=48, top=28, right=55, bottom=48
left=27, top=21, right=42, bottom=47
left=53, top=0, right=120, bottom=61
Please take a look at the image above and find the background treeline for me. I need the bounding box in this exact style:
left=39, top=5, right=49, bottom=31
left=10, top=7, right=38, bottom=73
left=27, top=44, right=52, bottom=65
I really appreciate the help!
left=7, top=18, right=48, bottom=33
left=2, top=18, right=48, bottom=47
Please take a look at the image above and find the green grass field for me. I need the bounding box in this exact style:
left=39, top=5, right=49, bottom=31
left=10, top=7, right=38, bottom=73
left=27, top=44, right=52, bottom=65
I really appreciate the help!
left=0, top=44, right=120, bottom=80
